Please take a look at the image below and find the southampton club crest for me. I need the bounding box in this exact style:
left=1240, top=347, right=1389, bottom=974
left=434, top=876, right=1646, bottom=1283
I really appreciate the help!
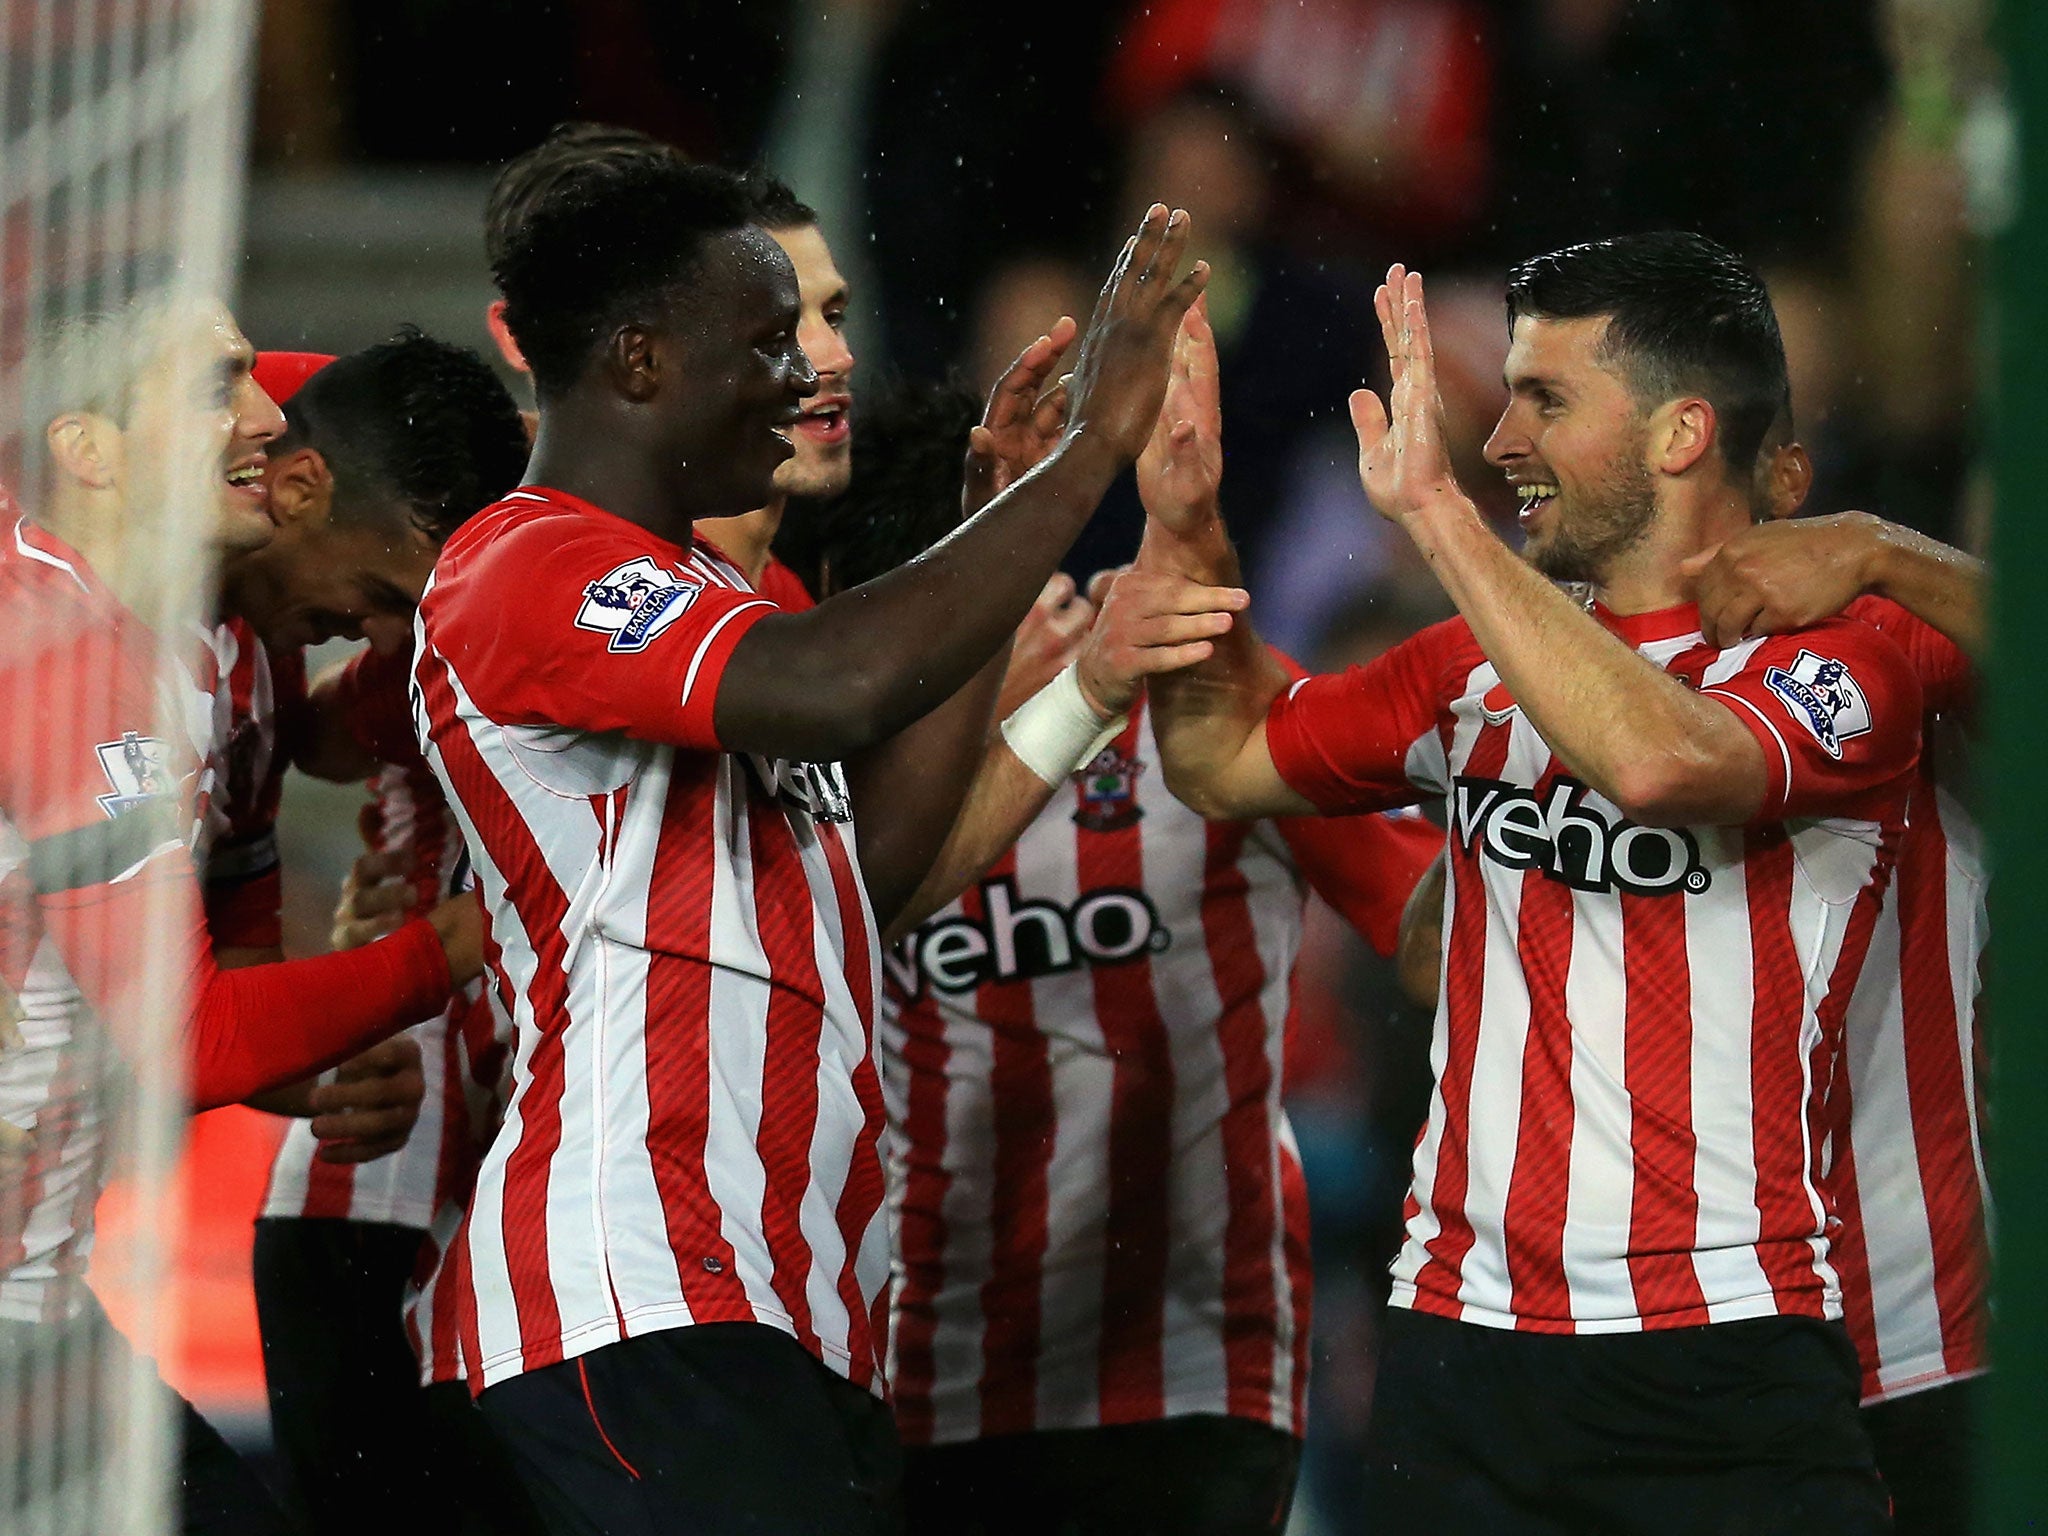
left=1072, top=742, right=1145, bottom=833
left=94, top=731, right=177, bottom=818
left=574, top=557, right=702, bottom=653
left=1763, top=649, right=1872, bottom=760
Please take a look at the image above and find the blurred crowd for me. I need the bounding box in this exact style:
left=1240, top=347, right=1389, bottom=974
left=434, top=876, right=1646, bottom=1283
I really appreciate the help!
left=244, top=2, right=2003, bottom=1528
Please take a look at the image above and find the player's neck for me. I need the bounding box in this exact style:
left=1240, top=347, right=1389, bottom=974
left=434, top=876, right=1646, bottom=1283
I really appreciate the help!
left=693, top=499, right=785, bottom=586
left=38, top=488, right=202, bottom=625
left=1593, top=489, right=1755, bottom=618
left=523, top=411, right=697, bottom=548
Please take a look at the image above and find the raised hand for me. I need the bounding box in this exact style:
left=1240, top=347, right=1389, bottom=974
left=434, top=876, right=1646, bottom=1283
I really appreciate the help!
left=1350, top=265, right=1462, bottom=524
left=308, top=1034, right=425, bottom=1165
left=1136, top=297, right=1223, bottom=536
left=1064, top=205, right=1211, bottom=463
left=1076, top=566, right=1248, bottom=717
left=964, top=316, right=1080, bottom=516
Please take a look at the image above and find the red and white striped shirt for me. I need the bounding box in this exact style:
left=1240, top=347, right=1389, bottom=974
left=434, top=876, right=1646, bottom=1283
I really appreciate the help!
left=0, top=518, right=246, bottom=1322
left=1265, top=602, right=1921, bottom=1333
left=883, top=701, right=1436, bottom=1444
left=414, top=487, right=887, bottom=1395
left=1826, top=598, right=1988, bottom=1403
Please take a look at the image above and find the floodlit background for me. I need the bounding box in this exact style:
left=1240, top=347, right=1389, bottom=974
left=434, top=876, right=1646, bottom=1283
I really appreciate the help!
left=108, top=1, right=2008, bottom=1531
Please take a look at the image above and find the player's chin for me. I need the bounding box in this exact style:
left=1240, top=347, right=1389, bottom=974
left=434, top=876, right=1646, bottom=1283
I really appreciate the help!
left=213, top=500, right=277, bottom=555
left=771, top=446, right=852, bottom=502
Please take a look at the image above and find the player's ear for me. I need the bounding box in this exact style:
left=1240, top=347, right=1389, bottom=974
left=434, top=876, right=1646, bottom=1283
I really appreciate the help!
left=1652, top=397, right=1715, bottom=478
left=265, top=445, right=333, bottom=528
left=485, top=298, right=529, bottom=375
left=45, top=412, right=117, bottom=490
left=606, top=324, right=661, bottom=404
left=1769, top=442, right=1813, bottom=520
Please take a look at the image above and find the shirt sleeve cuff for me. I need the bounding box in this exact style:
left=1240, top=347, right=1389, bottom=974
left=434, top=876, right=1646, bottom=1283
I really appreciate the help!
left=1699, top=688, right=1792, bottom=819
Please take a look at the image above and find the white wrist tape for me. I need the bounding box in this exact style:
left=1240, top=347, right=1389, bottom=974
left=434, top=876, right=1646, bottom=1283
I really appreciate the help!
left=1001, top=663, right=1127, bottom=786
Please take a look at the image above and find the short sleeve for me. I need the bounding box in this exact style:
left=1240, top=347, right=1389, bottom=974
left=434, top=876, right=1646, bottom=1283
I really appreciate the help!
left=423, top=515, right=777, bottom=750
left=1846, top=594, right=1974, bottom=721
left=1263, top=618, right=1465, bottom=815
left=1697, top=617, right=1922, bottom=821
left=1275, top=806, right=1442, bottom=955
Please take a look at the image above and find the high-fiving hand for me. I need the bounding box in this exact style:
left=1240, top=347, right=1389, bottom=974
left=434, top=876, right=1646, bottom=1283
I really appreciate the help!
left=1350, top=265, right=1463, bottom=525
left=964, top=317, right=1080, bottom=516
left=1064, top=205, right=1211, bottom=463
left=1136, top=297, right=1223, bottom=535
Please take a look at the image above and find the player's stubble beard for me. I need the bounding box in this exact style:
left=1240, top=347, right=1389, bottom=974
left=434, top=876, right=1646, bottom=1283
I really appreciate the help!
left=1523, top=423, right=1659, bottom=586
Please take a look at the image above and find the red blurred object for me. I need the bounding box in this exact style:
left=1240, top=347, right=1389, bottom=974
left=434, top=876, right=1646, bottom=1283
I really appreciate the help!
left=91, top=1106, right=285, bottom=1416
left=252, top=351, right=335, bottom=406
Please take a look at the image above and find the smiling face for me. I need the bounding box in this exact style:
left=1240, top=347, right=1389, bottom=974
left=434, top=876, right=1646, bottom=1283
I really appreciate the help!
left=655, top=227, right=820, bottom=518
left=766, top=222, right=855, bottom=502
left=119, top=303, right=286, bottom=554
left=1483, top=313, right=1660, bottom=585
left=228, top=454, right=441, bottom=656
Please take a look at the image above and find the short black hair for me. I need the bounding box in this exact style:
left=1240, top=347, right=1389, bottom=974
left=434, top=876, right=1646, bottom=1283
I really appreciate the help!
left=774, top=376, right=978, bottom=598
left=737, top=166, right=818, bottom=233
left=1503, top=231, right=1789, bottom=479
left=484, top=122, right=686, bottom=273
left=494, top=156, right=754, bottom=402
left=276, top=326, right=529, bottom=546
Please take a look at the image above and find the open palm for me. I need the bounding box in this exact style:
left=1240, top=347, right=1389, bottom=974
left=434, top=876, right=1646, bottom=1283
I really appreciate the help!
left=1136, top=297, right=1223, bottom=531
left=1350, top=265, right=1461, bottom=524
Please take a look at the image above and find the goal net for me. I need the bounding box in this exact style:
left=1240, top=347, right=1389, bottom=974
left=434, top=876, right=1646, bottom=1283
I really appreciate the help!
left=0, top=3, right=255, bottom=1533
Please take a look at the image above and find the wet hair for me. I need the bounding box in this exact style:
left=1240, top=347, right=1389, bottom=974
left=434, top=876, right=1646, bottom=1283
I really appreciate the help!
left=274, top=326, right=529, bottom=545
left=738, top=166, right=818, bottom=232
left=493, top=155, right=754, bottom=402
left=774, top=376, right=979, bottom=598
left=484, top=122, right=686, bottom=273
left=1504, top=231, right=1790, bottom=479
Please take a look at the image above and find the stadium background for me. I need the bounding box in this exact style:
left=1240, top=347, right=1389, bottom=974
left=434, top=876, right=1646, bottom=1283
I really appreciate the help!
left=73, top=1, right=2040, bottom=1530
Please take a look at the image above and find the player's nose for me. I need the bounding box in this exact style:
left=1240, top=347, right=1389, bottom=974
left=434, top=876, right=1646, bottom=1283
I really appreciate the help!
left=242, top=378, right=287, bottom=444
left=1482, top=406, right=1525, bottom=468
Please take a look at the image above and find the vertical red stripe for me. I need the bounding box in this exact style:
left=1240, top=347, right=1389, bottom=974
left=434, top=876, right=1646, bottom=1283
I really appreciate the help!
left=1078, top=722, right=1174, bottom=1425
left=1198, top=821, right=1285, bottom=1421
left=886, top=986, right=953, bottom=1444
left=818, top=820, right=886, bottom=1391
left=1500, top=773, right=1577, bottom=1326
left=1827, top=1063, right=1880, bottom=1394
left=745, top=789, right=826, bottom=1357
left=416, top=647, right=568, bottom=1373
left=1618, top=885, right=1708, bottom=1325
left=1891, top=785, right=1990, bottom=1377
left=299, top=1111, right=360, bottom=1218
left=1278, top=1131, right=1314, bottom=1434
left=973, top=851, right=1054, bottom=1437
left=1411, top=719, right=1512, bottom=1313
left=639, top=755, right=750, bottom=1324
left=1743, top=827, right=1831, bottom=1315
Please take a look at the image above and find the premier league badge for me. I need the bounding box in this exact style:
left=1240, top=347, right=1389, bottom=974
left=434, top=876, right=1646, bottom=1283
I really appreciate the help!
left=1072, top=743, right=1145, bottom=833
left=574, top=557, right=701, bottom=653
left=93, top=731, right=177, bottom=818
left=1764, top=649, right=1872, bottom=760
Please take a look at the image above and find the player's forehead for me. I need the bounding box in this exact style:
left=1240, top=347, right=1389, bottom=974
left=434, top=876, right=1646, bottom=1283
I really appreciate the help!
left=768, top=223, right=845, bottom=309
left=720, top=225, right=801, bottom=325
left=1503, top=312, right=1616, bottom=389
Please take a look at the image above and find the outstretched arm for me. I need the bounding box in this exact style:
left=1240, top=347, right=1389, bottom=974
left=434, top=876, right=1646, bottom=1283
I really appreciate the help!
left=1135, top=300, right=1313, bottom=820
left=712, top=206, right=1209, bottom=763
left=1353, top=268, right=1767, bottom=827
left=1684, top=511, right=1984, bottom=657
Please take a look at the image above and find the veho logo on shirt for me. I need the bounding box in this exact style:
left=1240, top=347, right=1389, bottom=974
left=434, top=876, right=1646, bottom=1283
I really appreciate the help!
left=745, top=755, right=853, bottom=824
left=886, top=875, right=1170, bottom=997
left=1452, top=774, right=1710, bottom=896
